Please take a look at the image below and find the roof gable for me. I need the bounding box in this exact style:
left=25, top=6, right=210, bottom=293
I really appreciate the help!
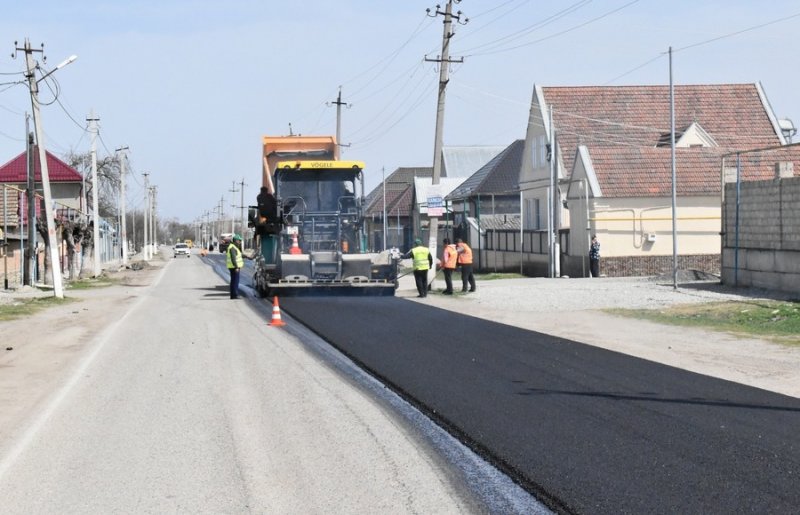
left=442, top=145, right=505, bottom=178
left=364, top=166, right=432, bottom=215
left=0, top=148, right=83, bottom=183
left=447, top=140, right=524, bottom=200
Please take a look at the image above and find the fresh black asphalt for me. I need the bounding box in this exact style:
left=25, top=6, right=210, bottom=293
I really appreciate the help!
left=279, top=295, right=800, bottom=515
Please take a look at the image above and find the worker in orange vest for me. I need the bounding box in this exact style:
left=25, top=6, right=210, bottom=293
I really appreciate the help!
left=439, top=238, right=458, bottom=295
left=455, top=238, right=476, bottom=293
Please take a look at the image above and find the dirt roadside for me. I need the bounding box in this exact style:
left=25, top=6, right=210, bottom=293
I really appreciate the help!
left=0, top=258, right=168, bottom=445
left=1, top=260, right=798, bottom=451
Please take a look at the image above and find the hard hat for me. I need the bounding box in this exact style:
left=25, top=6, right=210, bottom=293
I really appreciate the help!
left=414, top=238, right=422, bottom=245
left=233, top=234, right=242, bottom=241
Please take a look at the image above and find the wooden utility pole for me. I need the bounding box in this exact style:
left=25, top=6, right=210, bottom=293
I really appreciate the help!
left=424, top=1, right=467, bottom=285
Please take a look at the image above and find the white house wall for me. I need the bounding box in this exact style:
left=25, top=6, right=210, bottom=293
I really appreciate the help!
left=585, top=196, right=721, bottom=258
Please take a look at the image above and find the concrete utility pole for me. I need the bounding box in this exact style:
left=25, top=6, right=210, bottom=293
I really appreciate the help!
left=328, top=86, right=350, bottom=156
left=87, top=110, right=101, bottom=277
left=116, top=146, right=129, bottom=265
left=151, top=186, right=158, bottom=249
left=25, top=116, right=36, bottom=286
left=17, top=40, right=77, bottom=298
left=424, top=1, right=467, bottom=285
left=669, top=46, right=678, bottom=290
left=239, top=178, right=247, bottom=246
left=229, top=181, right=239, bottom=234
left=143, top=172, right=149, bottom=260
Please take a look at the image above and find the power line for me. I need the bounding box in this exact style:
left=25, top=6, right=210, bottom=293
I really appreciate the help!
left=675, top=11, right=800, bottom=53
left=604, top=10, right=800, bottom=85
left=459, top=0, right=592, bottom=54
left=465, top=0, right=640, bottom=57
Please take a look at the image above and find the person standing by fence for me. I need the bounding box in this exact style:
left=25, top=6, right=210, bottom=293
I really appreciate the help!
left=589, top=234, right=600, bottom=278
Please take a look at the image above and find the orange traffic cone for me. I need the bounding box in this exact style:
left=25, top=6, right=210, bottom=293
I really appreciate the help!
left=269, top=296, right=286, bottom=327
left=289, top=232, right=302, bottom=255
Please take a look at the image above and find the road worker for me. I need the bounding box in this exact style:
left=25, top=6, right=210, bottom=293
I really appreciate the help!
left=455, top=238, right=476, bottom=293
left=227, top=234, right=244, bottom=299
left=405, top=238, right=432, bottom=298
left=439, top=238, right=458, bottom=295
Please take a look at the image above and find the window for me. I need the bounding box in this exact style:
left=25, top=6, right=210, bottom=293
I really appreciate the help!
left=532, top=135, right=549, bottom=168
left=524, top=198, right=543, bottom=230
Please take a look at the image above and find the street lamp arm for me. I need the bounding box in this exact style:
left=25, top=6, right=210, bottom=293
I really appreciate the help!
left=36, top=54, right=77, bottom=84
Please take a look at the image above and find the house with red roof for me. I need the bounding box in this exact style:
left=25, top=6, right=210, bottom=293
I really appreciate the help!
left=0, top=147, right=84, bottom=223
left=520, top=82, right=795, bottom=277
left=0, top=148, right=84, bottom=285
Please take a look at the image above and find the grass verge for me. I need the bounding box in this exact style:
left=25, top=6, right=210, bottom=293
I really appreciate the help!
left=66, top=276, right=118, bottom=290
left=607, top=299, right=800, bottom=346
left=0, top=296, right=77, bottom=322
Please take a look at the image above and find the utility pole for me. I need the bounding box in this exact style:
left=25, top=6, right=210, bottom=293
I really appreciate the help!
left=669, top=46, right=678, bottom=290
left=151, top=186, right=158, bottom=250
left=382, top=166, right=387, bottom=251
left=328, top=86, right=351, bottom=157
left=87, top=110, right=101, bottom=277
left=239, top=178, right=247, bottom=247
left=424, top=1, right=467, bottom=286
left=142, top=172, right=150, bottom=260
left=229, top=181, right=239, bottom=234
left=116, top=146, right=129, bottom=265
left=25, top=115, right=36, bottom=286
left=16, top=39, right=75, bottom=298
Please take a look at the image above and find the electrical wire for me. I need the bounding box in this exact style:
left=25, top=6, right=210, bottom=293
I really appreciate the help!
left=343, top=13, right=434, bottom=96
left=348, top=61, right=429, bottom=138
left=458, top=0, right=593, bottom=55
left=465, top=0, right=640, bottom=57
left=604, top=11, right=800, bottom=85
left=455, top=0, right=529, bottom=43
left=603, top=54, right=666, bottom=85
left=347, top=65, right=433, bottom=139
left=674, top=11, right=800, bottom=53
left=0, top=129, right=24, bottom=142
left=350, top=77, right=436, bottom=149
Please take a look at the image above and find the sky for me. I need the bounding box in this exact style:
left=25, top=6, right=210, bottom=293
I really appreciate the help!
left=1, top=0, right=798, bottom=224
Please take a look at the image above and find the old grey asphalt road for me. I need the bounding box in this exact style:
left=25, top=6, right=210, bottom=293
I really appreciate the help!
left=0, top=253, right=504, bottom=514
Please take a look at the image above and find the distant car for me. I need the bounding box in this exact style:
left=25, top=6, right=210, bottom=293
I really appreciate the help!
left=174, top=242, right=190, bottom=258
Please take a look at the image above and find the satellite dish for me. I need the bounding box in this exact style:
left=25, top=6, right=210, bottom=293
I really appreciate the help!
left=778, top=118, right=797, bottom=142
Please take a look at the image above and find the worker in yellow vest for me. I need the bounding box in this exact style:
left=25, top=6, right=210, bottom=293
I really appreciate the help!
left=456, top=238, right=476, bottom=293
left=405, top=238, right=432, bottom=298
left=226, top=234, right=244, bottom=299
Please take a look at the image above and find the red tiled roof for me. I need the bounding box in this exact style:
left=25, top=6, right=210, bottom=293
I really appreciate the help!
left=542, top=84, right=784, bottom=198
left=0, top=148, right=83, bottom=183
left=587, top=145, right=800, bottom=197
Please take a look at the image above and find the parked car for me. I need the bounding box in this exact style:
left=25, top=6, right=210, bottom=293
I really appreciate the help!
left=173, top=242, right=190, bottom=258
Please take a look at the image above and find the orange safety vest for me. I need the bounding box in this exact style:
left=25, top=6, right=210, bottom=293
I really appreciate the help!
left=457, top=242, right=473, bottom=265
left=443, top=244, right=458, bottom=269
